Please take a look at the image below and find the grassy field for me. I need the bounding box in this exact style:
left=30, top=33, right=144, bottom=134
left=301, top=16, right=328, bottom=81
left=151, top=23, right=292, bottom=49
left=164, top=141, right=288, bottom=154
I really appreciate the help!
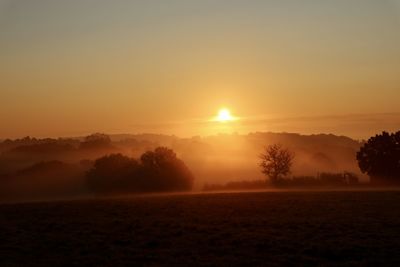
left=1, top=191, right=400, bottom=266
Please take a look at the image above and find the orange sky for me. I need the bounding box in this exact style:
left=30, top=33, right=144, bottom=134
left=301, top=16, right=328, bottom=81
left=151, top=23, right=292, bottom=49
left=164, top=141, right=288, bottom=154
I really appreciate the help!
left=1, top=1, right=400, bottom=139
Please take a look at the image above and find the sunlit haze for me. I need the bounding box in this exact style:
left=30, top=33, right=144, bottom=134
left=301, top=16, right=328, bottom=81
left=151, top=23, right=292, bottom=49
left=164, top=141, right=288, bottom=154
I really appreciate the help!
left=1, top=0, right=400, bottom=139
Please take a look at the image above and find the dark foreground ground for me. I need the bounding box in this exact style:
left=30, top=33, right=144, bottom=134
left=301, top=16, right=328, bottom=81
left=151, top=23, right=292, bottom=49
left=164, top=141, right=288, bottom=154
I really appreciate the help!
left=1, top=191, right=400, bottom=266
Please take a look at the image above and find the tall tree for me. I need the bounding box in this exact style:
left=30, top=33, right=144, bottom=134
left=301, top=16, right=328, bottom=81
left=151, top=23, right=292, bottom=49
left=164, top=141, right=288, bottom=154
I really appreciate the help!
left=357, top=131, right=400, bottom=184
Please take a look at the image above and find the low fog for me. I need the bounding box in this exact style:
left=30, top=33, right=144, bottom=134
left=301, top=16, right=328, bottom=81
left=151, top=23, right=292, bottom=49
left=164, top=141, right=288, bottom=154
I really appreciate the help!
left=0, top=132, right=364, bottom=201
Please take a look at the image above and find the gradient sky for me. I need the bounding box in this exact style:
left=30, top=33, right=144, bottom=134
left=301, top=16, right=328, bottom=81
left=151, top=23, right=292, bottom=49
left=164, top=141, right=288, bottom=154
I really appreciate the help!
left=1, top=0, right=400, bottom=139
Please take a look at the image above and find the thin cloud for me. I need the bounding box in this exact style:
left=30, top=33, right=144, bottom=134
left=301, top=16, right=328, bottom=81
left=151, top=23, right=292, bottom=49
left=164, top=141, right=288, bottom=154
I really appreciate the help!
left=125, top=112, right=400, bottom=139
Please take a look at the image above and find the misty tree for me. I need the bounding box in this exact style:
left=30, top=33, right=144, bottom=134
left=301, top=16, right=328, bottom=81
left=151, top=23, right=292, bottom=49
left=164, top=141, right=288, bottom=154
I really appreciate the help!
left=357, top=131, right=400, bottom=184
left=86, top=147, right=194, bottom=193
left=139, top=147, right=194, bottom=191
left=259, top=144, right=294, bottom=185
left=86, top=153, right=139, bottom=193
left=80, top=133, right=112, bottom=150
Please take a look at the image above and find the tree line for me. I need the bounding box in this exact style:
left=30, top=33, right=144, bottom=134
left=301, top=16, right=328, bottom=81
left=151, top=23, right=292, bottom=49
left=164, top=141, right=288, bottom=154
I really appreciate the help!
left=1, top=130, right=400, bottom=200
left=259, top=131, right=400, bottom=186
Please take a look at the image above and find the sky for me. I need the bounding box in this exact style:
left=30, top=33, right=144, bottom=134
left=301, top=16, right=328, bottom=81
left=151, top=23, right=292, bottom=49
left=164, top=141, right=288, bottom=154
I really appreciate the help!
left=1, top=0, right=400, bottom=139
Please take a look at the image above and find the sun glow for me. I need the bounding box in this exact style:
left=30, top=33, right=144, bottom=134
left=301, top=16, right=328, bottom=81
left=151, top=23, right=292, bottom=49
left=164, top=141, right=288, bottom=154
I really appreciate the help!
left=216, top=108, right=234, bottom=122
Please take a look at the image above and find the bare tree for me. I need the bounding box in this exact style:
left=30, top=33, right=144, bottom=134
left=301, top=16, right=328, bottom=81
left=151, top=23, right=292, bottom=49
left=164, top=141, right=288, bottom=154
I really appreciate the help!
left=259, top=144, right=294, bottom=185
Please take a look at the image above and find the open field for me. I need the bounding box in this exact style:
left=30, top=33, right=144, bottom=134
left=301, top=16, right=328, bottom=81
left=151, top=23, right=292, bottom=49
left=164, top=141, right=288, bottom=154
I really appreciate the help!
left=1, top=191, right=400, bottom=266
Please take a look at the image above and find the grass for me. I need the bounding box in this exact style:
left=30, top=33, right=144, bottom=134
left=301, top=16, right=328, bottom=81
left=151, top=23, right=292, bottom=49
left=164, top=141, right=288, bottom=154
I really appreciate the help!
left=1, top=190, right=400, bottom=266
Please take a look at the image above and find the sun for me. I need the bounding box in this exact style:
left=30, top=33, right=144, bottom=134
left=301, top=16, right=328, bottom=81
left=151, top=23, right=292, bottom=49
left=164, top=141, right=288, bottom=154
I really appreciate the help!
left=216, top=108, right=234, bottom=122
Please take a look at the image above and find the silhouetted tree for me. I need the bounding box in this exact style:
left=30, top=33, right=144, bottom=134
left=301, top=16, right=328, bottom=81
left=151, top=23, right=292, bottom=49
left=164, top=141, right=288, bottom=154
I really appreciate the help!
left=139, top=147, right=194, bottom=191
left=357, top=131, right=400, bottom=184
left=86, top=147, right=194, bottom=194
left=86, top=154, right=139, bottom=193
left=259, top=144, right=294, bottom=185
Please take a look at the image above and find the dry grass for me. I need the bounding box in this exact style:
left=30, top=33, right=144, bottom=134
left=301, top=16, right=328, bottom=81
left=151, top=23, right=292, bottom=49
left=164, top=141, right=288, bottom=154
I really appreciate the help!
left=1, top=191, right=400, bottom=266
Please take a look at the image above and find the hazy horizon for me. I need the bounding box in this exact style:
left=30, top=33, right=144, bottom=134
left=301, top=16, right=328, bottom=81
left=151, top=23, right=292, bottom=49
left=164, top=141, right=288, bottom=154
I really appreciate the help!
left=0, top=112, right=399, bottom=141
